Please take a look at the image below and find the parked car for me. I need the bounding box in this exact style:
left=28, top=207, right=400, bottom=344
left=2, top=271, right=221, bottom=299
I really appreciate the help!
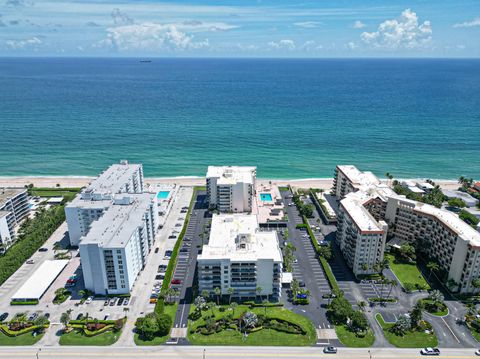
left=0, top=313, right=8, bottom=322
left=168, top=235, right=177, bottom=239
left=154, top=247, right=159, bottom=253
left=104, top=299, right=109, bottom=306
left=26, top=259, right=35, bottom=264
left=38, top=248, right=48, bottom=252
left=28, top=312, right=38, bottom=321
left=85, top=296, right=93, bottom=304
left=103, top=314, right=110, bottom=320
left=299, top=281, right=306, bottom=287
left=155, top=274, right=163, bottom=280
left=149, top=298, right=157, bottom=304
left=44, top=313, right=50, bottom=319
left=109, top=298, right=117, bottom=306
left=323, top=346, right=337, bottom=354
left=475, top=349, right=480, bottom=356
left=123, top=297, right=130, bottom=305
left=156, top=272, right=165, bottom=279
left=158, top=265, right=167, bottom=272
left=171, top=279, right=181, bottom=285
left=175, top=223, right=182, bottom=227
left=117, top=297, right=124, bottom=306
left=296, top=293, right=307, bottom=299
left=420, top=348, right=440, bottom=356
left=165, top=250, right=173, bottom=257
left=179, top=248, right=189, bottom=253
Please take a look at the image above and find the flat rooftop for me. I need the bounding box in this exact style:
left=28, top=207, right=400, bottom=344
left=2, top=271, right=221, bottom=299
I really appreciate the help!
left=80, top=193, right=155, bottom=248
left=337, top=165, right=380, bottom=188
left=11, top=260, right=69, bottom=301
left=0, top=188, right=26, bottom=205
left=82, top=162, right=141, bottom=197
left=206, top=166, right=256, bottom=185
left=198, top=214, right=282, bottom=262
left=340, top=192, right=385, bottom=233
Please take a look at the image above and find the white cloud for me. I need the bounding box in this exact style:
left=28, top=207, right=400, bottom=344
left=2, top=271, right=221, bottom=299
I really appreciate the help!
left=5, top=36, right=42, bottom=50
left=294, top=21, right=321, bottom=29
left=353, top=20, right=366, bottom=29
left=268, top=39, right=295, bottom=50
left=360, top=9, right=432, bottom=49
left=100, top=23, right=210, bottom=52
left=453, top=17, right=480, bottom=28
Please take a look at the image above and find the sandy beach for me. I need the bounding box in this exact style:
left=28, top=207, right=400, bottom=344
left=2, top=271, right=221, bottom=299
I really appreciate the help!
left=0, top=176, right=460, bottom=192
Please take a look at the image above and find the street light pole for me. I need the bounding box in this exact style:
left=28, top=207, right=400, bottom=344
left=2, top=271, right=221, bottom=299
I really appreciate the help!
left=203, top=348, right=206, bottom=359
left=368, top=349, right=372, bottom=359
left=36, top=348, right=41, bottom=359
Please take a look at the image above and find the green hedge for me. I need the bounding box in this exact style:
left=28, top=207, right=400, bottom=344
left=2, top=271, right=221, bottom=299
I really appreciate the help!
left=155, top=188, right=197, bottom=315
left=10, top=300, right=39, bottom=306
left=243, top=301, right=284, bottom=308
left=0, top=324, right=48, bottom=337
left=69, top=319, right=117, bottom=325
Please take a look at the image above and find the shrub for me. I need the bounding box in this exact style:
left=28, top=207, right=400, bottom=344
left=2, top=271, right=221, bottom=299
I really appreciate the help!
left=157, top=313, right=173, bottom=336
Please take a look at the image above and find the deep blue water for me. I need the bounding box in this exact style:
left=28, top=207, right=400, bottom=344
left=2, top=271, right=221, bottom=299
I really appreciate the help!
left=0, top=58, right=479, bottom=179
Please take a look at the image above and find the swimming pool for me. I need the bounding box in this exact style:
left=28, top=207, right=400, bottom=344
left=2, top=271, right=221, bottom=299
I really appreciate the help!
left=260, top=193, right=273, bottom=201
left=157, top=191, right=170, bottom=199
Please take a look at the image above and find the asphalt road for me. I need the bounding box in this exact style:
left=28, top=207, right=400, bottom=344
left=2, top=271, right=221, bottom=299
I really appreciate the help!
left=1, top=346, right=479, bottom=359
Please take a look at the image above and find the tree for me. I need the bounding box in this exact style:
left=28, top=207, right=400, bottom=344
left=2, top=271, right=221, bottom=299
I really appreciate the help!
left=291, top=279, right=299, bottom=296
left=428, top=290, right=444, bottom=310
left=448, top=198, right=466, bottom=208
left=472, top=278, right=480, bottom=294
left=262, top=299, right=269, bottom=316
left=391, top=315, right=411, bottom=336
left=33, top=315, right=49, bottom=332
left=230, top=301, right=238, bottom=316
left=207, top=301, right=216, bottom=316
left=201, top=289, right=210, bottom=301
left=242, top=311, right=258, bottom=332
left=328, top=296, right=353, bottom=325
left=318, top=245, right=332, bottom=260
left=55, top=287, right=68, bottom=298
left=214, top=287, right=221, bottom=305
left=60, top=312, right=70, bottom=329
left=194, top=296, right=207, bottom=310
left=374, top=258, right=389, bottom=275
left=227, top=287, right=234, bottom=304
left=426, top=262, right=439, bottom=280
left=350, top=311, right=369, bottom=333
left=357, top=301, right=367, bottom=312
left=157, top=313, right=172, bottom=336
left=397, top=244, right=416, bottom=263
left=410, top=302, right=423, bottom=328
left=138, top=314, right=159, bottom=341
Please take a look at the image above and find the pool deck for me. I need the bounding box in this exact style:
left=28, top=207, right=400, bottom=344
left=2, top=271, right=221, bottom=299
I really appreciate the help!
left=252, top=183, right=285, bottom=224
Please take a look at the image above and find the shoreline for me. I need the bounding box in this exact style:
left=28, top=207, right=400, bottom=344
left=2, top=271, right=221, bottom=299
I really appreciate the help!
left=0, top=176, right=460, bottom=192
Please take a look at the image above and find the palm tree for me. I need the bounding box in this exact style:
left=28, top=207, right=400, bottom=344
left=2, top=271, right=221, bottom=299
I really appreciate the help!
left=291, top=279, right=299, bottom=296
left=194, top=296, right=206, bottom=310
left=242, top=311, right=258, bottom=333
left=201, top=289, right=210, bottom=301
left=426, top=262, right=439, bottom=280
left=230, top=302, right=238, bottom=317
left=262, top=299, right=269, bottom=316
left=60, top=312, right=70, bottom=330
left=207, top=301, right=216, bottom=316
left=214, top=287, right=221, bottom=305
left=428, top=290, right=445, bottom=310
left=256, top=286, right=263, bottom=302
left=227, top=287, right=234, bottom=304
left=357, top=301, right=367, bottom=312
left=386, top=279, right=398, bottom=300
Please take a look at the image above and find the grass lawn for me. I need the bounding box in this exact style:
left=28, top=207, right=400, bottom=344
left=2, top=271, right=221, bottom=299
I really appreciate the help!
left=375, top=313, right=438, bottom=348
left=59, top=329, right=121, bottom=346
left=468, top=326, right=480, bottom=342
left=335, top=325, right=375, bottom=347
left=386, top=254, right=430, bottom=290
left=134, top=303, right=178, bottom=346
left=188, top=304, right=316, bottom=346
left=419, top=299, right=449, bottom=316
left=0, top=332, right=44, bottom=346
left=30, top=187, right=81, bottom=198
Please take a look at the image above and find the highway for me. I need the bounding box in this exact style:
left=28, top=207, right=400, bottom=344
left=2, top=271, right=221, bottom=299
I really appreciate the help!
left=0, top=346, right=478, bottom=359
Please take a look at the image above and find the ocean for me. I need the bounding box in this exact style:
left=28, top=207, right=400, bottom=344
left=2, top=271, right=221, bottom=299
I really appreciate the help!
left=0, top=57, right=479, bottom=179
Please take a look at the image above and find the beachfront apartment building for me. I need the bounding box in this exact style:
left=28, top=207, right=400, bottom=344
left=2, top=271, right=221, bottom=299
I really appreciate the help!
left=206, top=166, right=256, bottom=213
left=384, top=196, right=480, bottom=293
left=79, top=193, right=158, bottom=295
left=197, top=214, right=282, bottom=300
left=0, top=188, right=29, bottom=252
left=336, top=192, right=388, bottom=275
left=333, top=165, right=381, bottom=200
left=65, top=160, right=144, bottom=246
left=334, top=164, right=480, bottom=293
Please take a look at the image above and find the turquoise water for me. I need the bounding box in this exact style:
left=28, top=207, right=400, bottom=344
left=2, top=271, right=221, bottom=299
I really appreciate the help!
left=0, top=58, right=479, bottom=179
left=260, top=193, right=273, bottom=201
left=156, top=191, right=170, bottom=199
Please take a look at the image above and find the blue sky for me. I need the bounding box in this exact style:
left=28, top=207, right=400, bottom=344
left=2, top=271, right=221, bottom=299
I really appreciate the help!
left=0, top=0, right=479, bottom=57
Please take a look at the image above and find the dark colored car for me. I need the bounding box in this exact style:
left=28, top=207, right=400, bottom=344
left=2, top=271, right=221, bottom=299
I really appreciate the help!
left=323, top=346, right=337, bottom=354
left=165, top=250, right=173, bottom=257
left=38, top=247, right=49, bottom=252
left=299, top=281, right=306, bottom=287
left=154, top=248, right=159, bottom=253
left=0, top=313, right=8, bottom=322
left=158, top=265, right=167, bottom=272
left=117, top=297, right=124, bottom=306
left=155, top=275, right=163, bottom=280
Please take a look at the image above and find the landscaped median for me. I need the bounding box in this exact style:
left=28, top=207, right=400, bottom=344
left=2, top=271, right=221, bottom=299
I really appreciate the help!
left=0, top=314, right=49, bottom=346
left=375, top=313, right=438, bottom=348
left=187, top=303, right=316, bottom=346
left=59, top=318, right=125, bottom=346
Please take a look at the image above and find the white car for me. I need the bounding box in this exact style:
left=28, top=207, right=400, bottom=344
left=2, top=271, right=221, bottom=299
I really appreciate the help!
left=475, top=349, right=480, bottom=356
left=85, top=296, right=93, bottom=304
left=420, top=348, right=440, bottom=356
